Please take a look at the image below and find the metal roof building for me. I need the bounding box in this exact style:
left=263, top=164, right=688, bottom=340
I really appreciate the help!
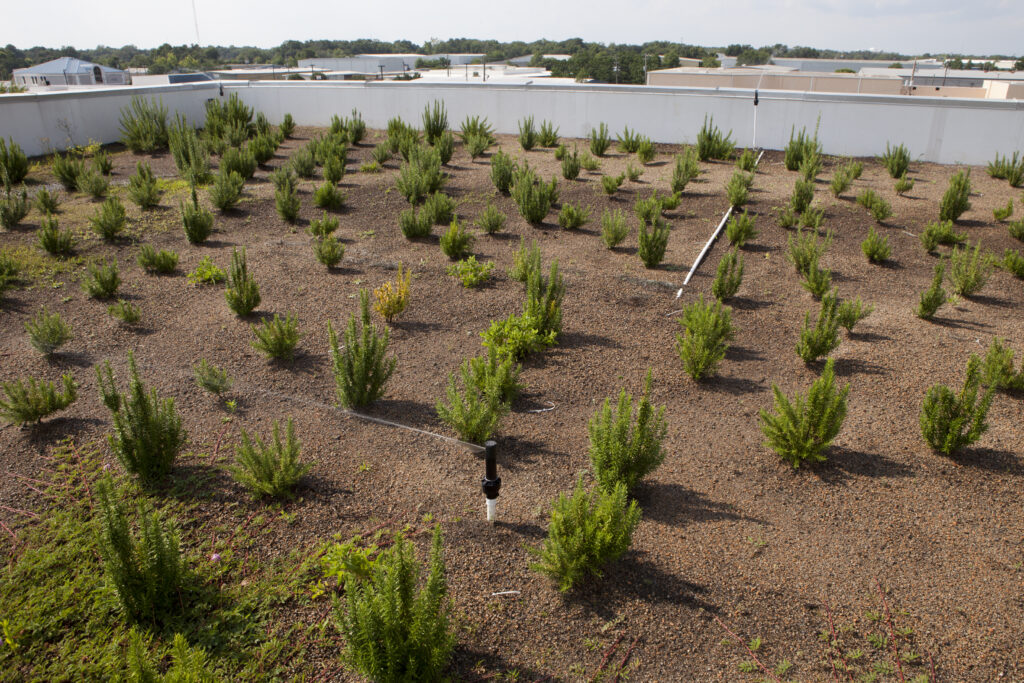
left=12, top=57, right=129, bottom=87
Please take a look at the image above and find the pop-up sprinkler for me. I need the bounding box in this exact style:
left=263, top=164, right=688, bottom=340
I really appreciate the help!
left=481, top=440, right=501, bottom=522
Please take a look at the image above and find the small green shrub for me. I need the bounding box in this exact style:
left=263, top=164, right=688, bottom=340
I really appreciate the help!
left=92, top=149, right=113, bottom=176
left=186, top=256, right=226, bottom=286
left=336, top=525, right=454, bottom=682
left=1002, top=248, right=1024, bottom=279
left=537, top=120, right=558, bottom=147
left=440, top=219, right=473, bottom=260
left=76, top=168, right=109, bottom=199
left=313, top=182, right=345, bottom=211
left=508, top=237, right=542, bottom=283
left=168, top=115, right=211, bottom=184
left=279, top=113, right=295, bottom=138
left=558, top=202, right=589, bottom=230
left=993, top=200, right=1013, bottom=221
left=0, top=374, right=77, bottom=425
left=286, top=146, right=315, bottom=180
left=856, top=189, right=892, bottom=222
left=725, top=209, right=757, bottom=247
left=580, top=151, right=601, bottom=172
left=801, top=259, right=832, bottom=299
left=396, top=145, right=446, bottom=203
left=399, top=207, right=433, bottom=238
left=920, top=219, right=966, bottom=252
left=314, top=235, right=345, bottom=268
left=137, top=244, right=178, bottom=274
left=836, top=296, right=873, bottom=332
left=322, top=153, right=346, bottom=185
left=830, top=168, right=853, bottom=197
left=480, top=312, right=555, bottom=360
left=0, top=137, right=30, bottom=184
left=625, top=163, right=643, bottom=183
left=783, top=126, right=820, bottom=171
left=760, top=357, right=849, bottom=468
left=476, top=201, right=505, bottom=234
left=589, top=123, right=611, bottom=157
left=789, top=179, right=815, bottom=214
left=601, top=173, right=625, bottom=196
left=328, top=289, right=396, bottom=408
left=303, top=212, right=338, bottom=238
left=95, top=477, right=185, bottom=620
left=799, top=147, right=822, bottom=182
left=219, top=145, right=256, bottom=180
left=36, top=216, right=76, bottom=256
left=251, top=313, right=301, bottom=361
left=51, top=153, right=84, bottom=191
left=637, top=218, right=670, bottom=268
left=225, top=247, right=260, bottom=316
left=844, top=159, right=863, bottom=180
left=447, top=256, right=493, bottom=288
left=616, top=126, right=641, bottom=153
left=436, top=361, right=509, bottom=443
left=636, top=137, right=655, bottom=164
left=523, top=260, right=564, bottom=340
left=800, top=205, right=825, bottom=230
left=119, top=97, right=169, bottom=153
left=916, top=262, right=947, bottom=320
left=434, top=131, right=454, bottom=165
left=589, top=370, right=666, bottom=494
left=861, top=226, right=891, bottom=263
left=193, top=358, right=232, bottom=395
left=671, top=147, right=700, bottom=193
left=464, top=133, right=490, bottom=160
left=735, top=148, right=757, bottom=172
left=249, top=134, right=275, bottom=166
left=25, top=307, right=73, bottom=356
left=675, top=295, right=734, bottom=380
left=777, top=205, right=799, bottom=229
left=510, top=165, right=553, bottom=224
left=949, top=241, right=994, bottom=296
left=725, top=171, right=750, bottom=208
left=490, top=150, right=517, bottom=193
left=796, top=290, right=841, bottom=363
left=96, top=352, right=186, bottom=486
left=208, top=169, right=244, bottom=211
left=660, top=191, right=682, bottom=211
left=87, top=196, right=126, bottom=241
left=634, top=193, right=662, bottom=225
left=696, top=116, right=735, bottom=161
left=33, top=187, right=60, bottom=215
left=939, top=169, right=972, bottom=222
left=83, top=259, right=120, bottom=299
left=467, top=345, right=524, bottom=406
left=879, top=142, right=910, bottom=178
left=600, top=209, right=629, bottom=248
left=894, top=172, right=915, bottom=196
left=107, top=300, right=141, bottom=325
left=712, top=248, right=744, bottom=301
left=181, top=187, right=214, bottom=244
left=422, top=100, right=449, bottom=144
left=126, top=162, right=162, bottom=210
left=920, top=356, right=994, bottom=455
left=371, top=143, right=393, bottom=166
left=531, top=477, right=640, bottom=592
left=980, top=338, right=1024, bottom=391
left=421, top=191, right=455, bottom=225
left=232, top=417, right=309, bottom=499
left=787, top=227, right=833, bottom=277
left=459, top=115, right=495, bottom=146
left=275, top=182, right=301, bottom=223
left=517, top=115, right=538, bottom=151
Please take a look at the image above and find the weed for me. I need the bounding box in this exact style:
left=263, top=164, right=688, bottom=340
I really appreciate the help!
left=675, top=295, right=734, bottom=380
left=193, top=358, right=232, bottom=395
left=187, top=255, right=226, bottom=286
left=107, top=300, right=141, bottom=325
left=601, top=209, right=629, bottom=248
left=372, top=263, right=411, bottom=323
left=920, top=356, right=994, bottom=455
left=24, top=307, right=72, bottom=356
left=329, top=289, right=396, bottom=408
left=761, top=357, right=849, bottom=468
left=531, top=478, right=640, bottom=592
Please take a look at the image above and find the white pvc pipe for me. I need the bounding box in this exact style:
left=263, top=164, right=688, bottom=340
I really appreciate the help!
left=679, top=149, right=766, bottom=292
left=486, top=498, right=497, bottom=522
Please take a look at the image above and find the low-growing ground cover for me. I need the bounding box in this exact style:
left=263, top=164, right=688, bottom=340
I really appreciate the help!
left=1, top=121, right=1022, bottom=681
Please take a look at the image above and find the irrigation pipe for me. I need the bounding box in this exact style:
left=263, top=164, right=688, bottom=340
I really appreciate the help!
left=677, top=149, right=765, bottom=296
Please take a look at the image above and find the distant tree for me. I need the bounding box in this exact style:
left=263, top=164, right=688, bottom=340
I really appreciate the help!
left=661, top=49, right=680, bottom=68
left=1015, top=58, right=1024, bottom=71
left=701, top=54, right=722, bottom=68
left=889, top=62, right=903, bottom=68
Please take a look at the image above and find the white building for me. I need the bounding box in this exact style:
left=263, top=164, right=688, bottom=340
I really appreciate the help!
left=12, top=57, right=129, bottom=87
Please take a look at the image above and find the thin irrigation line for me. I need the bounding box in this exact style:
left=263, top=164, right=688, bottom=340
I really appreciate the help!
left=678, top=149, right=766, bottom=293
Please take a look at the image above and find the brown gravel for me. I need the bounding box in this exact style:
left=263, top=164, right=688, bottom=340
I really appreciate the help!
left=2, top=127, right=1023, bottom=681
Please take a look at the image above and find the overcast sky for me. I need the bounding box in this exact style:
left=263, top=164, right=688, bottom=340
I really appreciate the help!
left=6, top=0, right=1023, bottom=56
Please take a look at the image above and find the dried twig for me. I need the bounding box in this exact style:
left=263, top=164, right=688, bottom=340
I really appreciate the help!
left=875, top=581, right=906, bottom=683
left=712, top=614, right=784, bottom=683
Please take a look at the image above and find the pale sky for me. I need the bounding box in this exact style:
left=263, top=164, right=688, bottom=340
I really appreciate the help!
left=6, top=0, right=1022, bottom=57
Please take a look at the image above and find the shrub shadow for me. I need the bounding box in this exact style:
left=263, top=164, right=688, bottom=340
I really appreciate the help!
left=634, top=481, right=764, bottom=527
left=815, top=446, right=917, bottom=484
left=703, top=375, right=766, bottom=396
left=949, top=446, right=1021, bottom=474
left=831, top=357, right=888, bottom=378
left=728, top=296, right=774, bottom=311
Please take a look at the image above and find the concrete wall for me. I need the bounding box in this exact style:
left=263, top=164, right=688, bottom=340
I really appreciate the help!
left=2, top=79, right=1023, bottom=165
left=0, top=82, right=220, bottom=157
left=222, top=80, right=1024, bottom=165
left=648, top=70, right=904, bottom=95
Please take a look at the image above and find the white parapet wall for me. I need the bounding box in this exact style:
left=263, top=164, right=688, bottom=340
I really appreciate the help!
left=2, top=79, right=1023, bottom=165
left=0, top=82, right=220, bottom=157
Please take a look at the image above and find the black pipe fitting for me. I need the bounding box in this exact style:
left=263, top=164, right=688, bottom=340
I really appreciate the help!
left=481, top=440, right=501, bottom=500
